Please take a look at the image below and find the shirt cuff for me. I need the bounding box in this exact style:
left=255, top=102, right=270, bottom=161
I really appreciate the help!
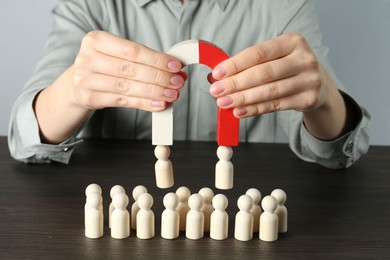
left=8, top=88, right=83, bottom=164
left=300, top=91, right=370, bottom=169
left=29, top=138, right=84, bottom=164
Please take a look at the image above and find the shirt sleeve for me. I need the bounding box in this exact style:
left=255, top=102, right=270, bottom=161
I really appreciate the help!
left=287, top=92, right=371, bottom=169
left=276, top=0, right=371, bottom=168
left=8, top=0, right=100, bottom=164
left=8, top=86, right=83, bottom=164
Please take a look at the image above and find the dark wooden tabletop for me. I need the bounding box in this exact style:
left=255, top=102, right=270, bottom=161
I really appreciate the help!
left=0, top=136, right=390, bottom=259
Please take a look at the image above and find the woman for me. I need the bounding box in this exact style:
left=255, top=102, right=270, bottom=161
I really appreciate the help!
left=8, top=0, right=370, bottom=168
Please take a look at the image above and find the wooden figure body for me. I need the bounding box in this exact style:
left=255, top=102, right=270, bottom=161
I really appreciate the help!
left=111, top=193, right=130, bottom=239
left=186, top=193, right=204, bottom=240
left=260, top=195, right=278, bottom=242
left=198, top=187, right=214, bottom=232
left=245, top=188, right=262, bottom=232
left=234, top=195, right=253, bottom=241
left=154, top=145, right=174, bottom=188
left=176, top=186, right=191, bottom=231
left=215, top=146, right=234, bottom=190
left=210, top=194, right=229, bottom=240
left=161, top=192, right=180, bottom=239
left=85, top=192, right=103, bottom=239
left=109, top=185, right=125, bottom=228
left=271, top=189, right=288, bottom=233
left=136, top=193, right=155, bottom=239
left=131, top=185, right=148, bottom=230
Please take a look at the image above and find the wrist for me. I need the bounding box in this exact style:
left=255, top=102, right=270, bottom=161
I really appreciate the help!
left=34, top=66, right=92, bottom=144
left=303, top=70, right=347, bottom=140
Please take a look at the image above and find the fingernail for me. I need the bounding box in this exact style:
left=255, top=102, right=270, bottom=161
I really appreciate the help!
left=217, top=96, right=233, bottom=107
left=170, top=75, right=185, bottom=87
left=163, top=89, right=178, bottom=99
left=152, top=100, right=165, bottom=107
left=213, top=66, right=226, bottom=79
left=179, top=71, right=188, bottom=81
left=167, top=60, right=182, bottom=72
left=234, top=107, right=248, bottom=117
left=207, top=73, right=217, bottom=84
left=210, top=82, right=225, bottom=96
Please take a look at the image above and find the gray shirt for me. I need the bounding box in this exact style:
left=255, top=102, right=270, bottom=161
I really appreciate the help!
left=8, top=0, right=371, bottom=168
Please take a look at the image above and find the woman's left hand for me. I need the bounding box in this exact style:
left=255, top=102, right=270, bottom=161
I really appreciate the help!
left=210, top=33, right=333, bottom=119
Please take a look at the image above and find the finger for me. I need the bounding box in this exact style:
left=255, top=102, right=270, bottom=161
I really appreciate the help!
left=74, top=73, right=180, bottom=102
left=233, top=88, right=320, bottom=118
left=79, top=89, right=168, bottom=111
left=79, top=51, right=185, bottom=89
left=232, top=93, right=303, bottom=118
left=178, top=70, right=188, bottom=82
left=212, top=33, right=302, bottom=80
left=83, top=31, right=182, bottom=72
left=210, top=53, right=302, bottom=97
left=207, top=72, right=218, bottom=84
left=216, top=74, right=309, bottom=109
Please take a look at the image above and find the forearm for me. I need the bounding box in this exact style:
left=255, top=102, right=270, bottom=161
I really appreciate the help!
left=34, top=65, right=91, bottom=144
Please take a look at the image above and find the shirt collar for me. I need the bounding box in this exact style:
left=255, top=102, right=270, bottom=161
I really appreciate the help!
left=135, top=0, right=229, bottom=11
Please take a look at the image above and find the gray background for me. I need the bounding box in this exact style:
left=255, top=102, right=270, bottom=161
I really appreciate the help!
left=1, top=0, right=389, bottom=145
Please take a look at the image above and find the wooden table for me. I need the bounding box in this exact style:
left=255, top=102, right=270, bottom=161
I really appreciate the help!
left=0, top=137, right=389, bottom=259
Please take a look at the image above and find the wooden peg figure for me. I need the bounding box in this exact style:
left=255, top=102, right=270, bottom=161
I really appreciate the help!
left=176, top=186, right=191, bottom=231
left=260, top=195, right=278, bottom=242
left=85, top=183, right=103, bottom=212
left=215, top=146, right=234, bottom=190
left=210, top=194, right=229, bottom=240
left=85, top=184, right=103, bottom=233
left=136, top=193, right=155, bottom=239
left=109, top=185, right=126, bottom=228
left=186, top=193, right=204, bottom=240
left=198, top=187, right=214, bottom=232
left=234, top=194, right=253, bottom=241
left=85, top=192, right=103, bottom=239
left=161, top=192, right=180, bottom=239
left=111, top=193, right=130, bottom=239
left=154, top=145, right=174, bottom=189
left=271, top=189, right=288, bottom=233
left=245, top=188, right=262, bottom=233
left=131, top=185, right=148, bottom=230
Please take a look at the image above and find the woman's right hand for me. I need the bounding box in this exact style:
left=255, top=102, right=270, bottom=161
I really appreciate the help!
left=34, top=31, right=186, bottom=144
left=70, top=30, right=186, bottom=112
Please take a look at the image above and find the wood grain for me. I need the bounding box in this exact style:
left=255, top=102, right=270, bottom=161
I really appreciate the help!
left=0, top=137, right=389, bottom=259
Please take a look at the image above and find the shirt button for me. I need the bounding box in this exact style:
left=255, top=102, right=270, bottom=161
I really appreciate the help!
left=345, top=140, right=354, bottom=154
